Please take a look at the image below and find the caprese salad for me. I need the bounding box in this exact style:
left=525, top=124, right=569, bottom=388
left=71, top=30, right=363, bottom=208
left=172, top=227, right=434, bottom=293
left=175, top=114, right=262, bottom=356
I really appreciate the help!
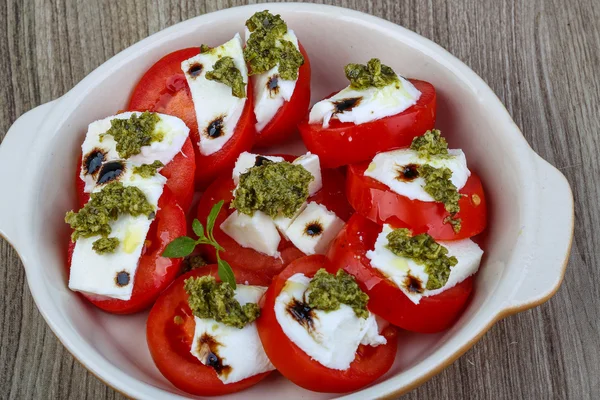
left=63, top=8, right=488, bottom=396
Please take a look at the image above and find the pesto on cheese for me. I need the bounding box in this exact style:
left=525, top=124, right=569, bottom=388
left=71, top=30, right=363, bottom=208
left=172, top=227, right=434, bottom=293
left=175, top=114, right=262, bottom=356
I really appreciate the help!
left=133, top=160, right=164, bottom=178
left=65, top=182, right=155, bottom=253
left=205, top=56, right=247, bottom=98
left=344, top=58, right=399, bottom=90
left=184, top=276, right=260, bottom=329
left=92, top=237, right=120, bottom=254
left=410, top=129, right=451, bottom=159
left=244, top=10, right=304, bottom=80
left=418, top=164, right=462, bottom=231
left=100, top=112, right=163, bottom=159
left=232, top=160, right=312, bottom=219
left=307, top=269, right=369, bottom=319
left=386, top=228, right=457, bottom=290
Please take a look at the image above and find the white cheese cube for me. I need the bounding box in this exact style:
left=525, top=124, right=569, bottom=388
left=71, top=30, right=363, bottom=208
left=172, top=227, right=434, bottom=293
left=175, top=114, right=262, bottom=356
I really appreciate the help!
left=190, top=285, right=275, bottom=384
left=220, top=210, right=281, bottom=256
left=232, top=152, right=285, bottom=184
left=285, top=202, right=344, bottom=255
left=272, top=202, right=307, bottom=240
left=292, top=152, right=322, bottom=196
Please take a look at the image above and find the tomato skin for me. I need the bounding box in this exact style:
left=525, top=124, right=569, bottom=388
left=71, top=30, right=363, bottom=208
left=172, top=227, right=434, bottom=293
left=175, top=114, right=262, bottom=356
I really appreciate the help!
left=147, top=267, right=272, bottom=396
left=326, top=214, right=474, bottom=333
left=346, top=162, right=487, bottom=240
left=196, top=156, right=353, bottom=279
left=257, top=254, right=398, bottom=393
left=298, top=79, right=436, bottom=168
left=67, top=188, right=186, bottom=314
left=253, top=43, right=311, bottom=148
left=127, top=48, right=256, bottom=190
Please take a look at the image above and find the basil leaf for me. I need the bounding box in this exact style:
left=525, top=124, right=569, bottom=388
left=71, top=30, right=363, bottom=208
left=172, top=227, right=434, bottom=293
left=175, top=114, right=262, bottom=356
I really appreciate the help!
left=162, top=236, right=196, bottom=258
left=218, top=258, right=236, bottom=289
left=207, top=200, right=224, bottom=241
left=192, top=219, right=205, bottom=239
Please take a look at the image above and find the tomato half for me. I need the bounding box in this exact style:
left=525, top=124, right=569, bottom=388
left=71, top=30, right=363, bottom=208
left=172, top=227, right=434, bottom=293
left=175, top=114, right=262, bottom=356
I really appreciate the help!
left=67, top=188, right=186, bottom=314
left=75, top=138, right=196, bottom=211
left=346, top=162, right=487, bottom=240
left=128, top=48, right=256, bottom=189
left=298, top=79, right=436, bottom=168
left=196, top=156, right=353, bottom=279
left=253, top=43, right=311, bottom=148
left=326, top=213, right=474, bottom=333
left=257, top=254, right=398, bottom=393
left=147, top=266, right=272, bottom=396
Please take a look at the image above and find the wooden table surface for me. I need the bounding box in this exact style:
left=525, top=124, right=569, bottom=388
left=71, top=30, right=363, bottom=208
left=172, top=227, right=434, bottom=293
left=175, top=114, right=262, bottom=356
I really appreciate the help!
left=0, top=0, right=598, bottom=399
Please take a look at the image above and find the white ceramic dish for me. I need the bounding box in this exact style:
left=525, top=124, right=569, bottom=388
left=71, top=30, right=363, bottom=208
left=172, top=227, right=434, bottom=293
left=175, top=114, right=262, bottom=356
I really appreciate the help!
left=0, top=3, right=573, bottom=399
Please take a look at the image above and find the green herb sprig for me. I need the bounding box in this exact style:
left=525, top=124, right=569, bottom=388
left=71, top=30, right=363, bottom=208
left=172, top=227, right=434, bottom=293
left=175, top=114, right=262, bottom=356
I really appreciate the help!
left=161, top=201, right=236, bottom=289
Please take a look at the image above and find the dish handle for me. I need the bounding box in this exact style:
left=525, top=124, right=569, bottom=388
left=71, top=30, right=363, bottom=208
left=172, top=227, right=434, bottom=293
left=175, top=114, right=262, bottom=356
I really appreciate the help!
left=507, top=155, right=574, bottom=311
left=0, top=101, right=58, bottom=253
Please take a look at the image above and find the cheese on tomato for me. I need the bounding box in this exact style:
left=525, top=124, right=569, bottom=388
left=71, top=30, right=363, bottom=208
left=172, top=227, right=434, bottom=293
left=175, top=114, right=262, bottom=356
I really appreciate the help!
left=364, top=148, right=470, bottom=202
left=69, top=165, right=166, bottom=300
left=292, top=152, right=322, bottom=196
left=190, top=285, right=275, bottom=384
left=285, top=202, right=344, bottom=255
left=274, top=273, right=386, bottom=370
left=309, top=76, right=421, bottom=128
left=79, top=112, right=189, bottom=192
left=245, top=29, right=301, bottom=132
left=366, top=224, right=483, bottom=304
left=220, top=210, right=281, bottom=257
left=181, top=34, right=248, bottom=156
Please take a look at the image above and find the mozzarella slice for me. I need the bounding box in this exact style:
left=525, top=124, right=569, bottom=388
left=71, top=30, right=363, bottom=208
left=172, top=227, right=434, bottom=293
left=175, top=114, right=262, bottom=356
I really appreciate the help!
left=365, top=224, right=483, bottom=304
left=285, top=202, right=344, bottom=255
left=220, top=210, right=281, bottom=256
left=274, top=273, right=386, bottom=370
left=273, top=202, right=307, bottom=240
left=292, top=152, right=322, bottom=196
left=232, top=152, right=285, bottom=185
left=181, top=34, right=248, bottom=156
left=190, top=285, right=275, bottom=384
left=248, top=30, right=301, bottom=132
left=79, top=112, right=189, bottom=192
left=309, top=75, right=421, bottom=128
left=364, top=148, right=471, bottom=202
left=69, top=165, right=166, bottom=300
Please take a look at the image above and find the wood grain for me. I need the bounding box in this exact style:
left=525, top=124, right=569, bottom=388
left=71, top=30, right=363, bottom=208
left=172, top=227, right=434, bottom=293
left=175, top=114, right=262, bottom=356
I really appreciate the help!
left=0, top=0, right=598, bottom=398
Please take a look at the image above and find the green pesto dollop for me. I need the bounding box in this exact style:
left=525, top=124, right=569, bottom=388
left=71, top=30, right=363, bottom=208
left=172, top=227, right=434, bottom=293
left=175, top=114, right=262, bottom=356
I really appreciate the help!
left=307, top=269, right=369, bottom=319
left=65, top=181, right=155, bottom=243
left=133, top=160, right=164, bottom=178
left=92, top=237, right=120, bottom=254
left=344, top=58, right=399, bottom=90
left=243, top=10, right=304, bottom=80
left=182, top=255, right=208, bottom=274
left=410, top=130, right=452, bottom=159
left=184, top=276, right=260, bottom=329
left=205, top=56, right=246, bottom=98
left=386, top=228, right=458, bottom=290
left=100, top=112, right=163, bottom=159
left=200, top=44, right=213, bottom=53
left=232, top=160, right=312, bottom=219
left=418, top=164, right=462, bottom=228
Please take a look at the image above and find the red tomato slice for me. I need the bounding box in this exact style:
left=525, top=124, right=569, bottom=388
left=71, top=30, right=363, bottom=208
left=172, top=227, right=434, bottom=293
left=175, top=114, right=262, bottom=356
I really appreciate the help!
left=67, top=188, right=187, bottom=314
left=147, top=266, right=272, bottom=396
left=127, top=48, right=256, bottom=189
left=253, top=43, right=311, bottom=148
left=196, top=156, right=353, bottom=279
left=298, top=79, right=436, bottom=168
left=257, top=254, right=398, bottom=393
left=346, top=162, right=487, bottom=240
left=75, top=138, right=196, bottom=211
left=326, top=213, right=474, bottom=333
